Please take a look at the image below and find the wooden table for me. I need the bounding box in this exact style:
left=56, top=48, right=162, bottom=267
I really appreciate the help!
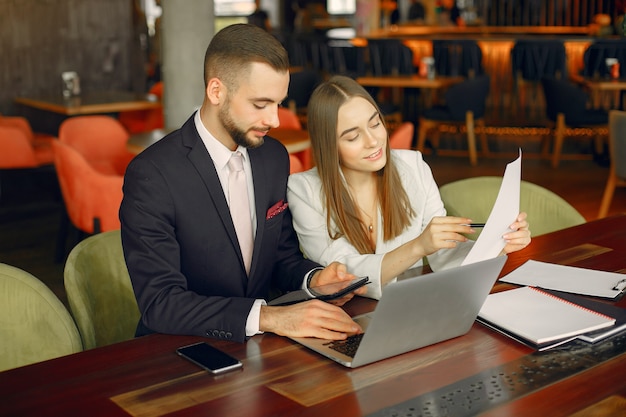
left=14, top=91, right=162, bottom=116
left=356, top=75, right=464, bottom=90
left=127, top=128, right=311, bottom=155
left=356, top=75, right=465, bottom=120
left=570, top=74, right=626, bottom=110
left=1, top=215, right=626, bottom=417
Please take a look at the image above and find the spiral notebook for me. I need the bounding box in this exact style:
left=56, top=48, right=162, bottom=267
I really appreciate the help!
left=478, top=286, right=616, bottom=351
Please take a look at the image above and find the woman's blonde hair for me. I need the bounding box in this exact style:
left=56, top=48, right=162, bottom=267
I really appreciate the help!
left=308, top=75, right=415, bottom=254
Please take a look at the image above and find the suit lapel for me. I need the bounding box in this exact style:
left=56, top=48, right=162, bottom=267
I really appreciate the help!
left=248, top=149, right=268, bottom=279
left=183, top=128, right=248, bottom=278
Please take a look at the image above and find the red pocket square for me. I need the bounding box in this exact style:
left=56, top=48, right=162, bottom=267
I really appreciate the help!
left=266, top=200, right=288, bottom=220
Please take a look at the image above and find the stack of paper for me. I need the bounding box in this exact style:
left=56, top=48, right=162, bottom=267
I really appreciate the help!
left=500, top=260, right=626, bottom=299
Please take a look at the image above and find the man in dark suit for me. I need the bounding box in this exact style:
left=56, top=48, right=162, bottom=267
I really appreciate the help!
left=120, top=24, right=363, bottom=344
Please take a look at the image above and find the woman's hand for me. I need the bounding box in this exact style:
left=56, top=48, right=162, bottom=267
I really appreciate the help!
left=502, top=212, right=531, bottom=254
left=416, top=216, right=475, bottom=256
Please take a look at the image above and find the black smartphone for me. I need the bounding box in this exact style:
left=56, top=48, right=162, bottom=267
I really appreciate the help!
left=268, top=276, right=370, bottom=306
left=176, top=342, right=243, bottom=375
left=309, top=276, right=370, bottom=300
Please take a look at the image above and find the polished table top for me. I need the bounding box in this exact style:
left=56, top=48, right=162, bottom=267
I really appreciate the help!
left=14, top=91, right=162, bottom=116
left=1, top=215, right=626, bottom=417
left=127, top=127, right=311, bottom=155
left=356, top=75, right=465, bottom=89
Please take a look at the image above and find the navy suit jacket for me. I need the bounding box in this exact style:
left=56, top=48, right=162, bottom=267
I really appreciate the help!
left=120, top=115, right=319, bottom=342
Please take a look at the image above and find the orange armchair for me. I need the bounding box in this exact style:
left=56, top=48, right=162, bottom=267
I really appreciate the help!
left=277, top=107, right=303, bottom=130
left=52, top=140, right=123, bottom=260
left=117, top=81, right=164, bottom=134
left=289, top=154, right=304, bottom=174
left=0, top=116, right=55, bottom=168
left=389, top=122, right=415, bottom=150
left=276, top=106, right=312, bottom=170
left=58, top=115, right=134, bottom=176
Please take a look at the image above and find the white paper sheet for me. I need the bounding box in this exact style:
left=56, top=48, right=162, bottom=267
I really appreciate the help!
left=500, top=260, right=626, bottom=299
left=461, top=149, right=522, bottom=266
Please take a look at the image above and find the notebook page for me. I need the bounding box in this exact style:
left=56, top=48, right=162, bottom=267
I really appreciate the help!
left=500, top=260, right=625, bottom=299
left=478, top=286, right=615, bottom=345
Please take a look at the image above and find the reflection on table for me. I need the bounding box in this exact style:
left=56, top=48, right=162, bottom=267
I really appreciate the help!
left=1, top=215, right=626, bottom=416
left=14, top=91, right=162, bottom=116
left=127, top=128, right=310, bottom=155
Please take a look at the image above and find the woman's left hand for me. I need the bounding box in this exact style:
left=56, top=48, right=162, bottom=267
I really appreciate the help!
left=502, top=212, right=531, bottom=254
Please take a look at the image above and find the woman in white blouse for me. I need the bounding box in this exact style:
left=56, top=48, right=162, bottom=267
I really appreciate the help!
left=287, top=75, right=531, bottom=300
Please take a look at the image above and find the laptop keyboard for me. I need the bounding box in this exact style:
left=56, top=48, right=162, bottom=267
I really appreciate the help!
left=323, top=333, right=364, bottom=358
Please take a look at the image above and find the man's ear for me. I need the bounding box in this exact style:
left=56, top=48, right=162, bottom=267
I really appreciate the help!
left=206, top=78, right=223, bottom=105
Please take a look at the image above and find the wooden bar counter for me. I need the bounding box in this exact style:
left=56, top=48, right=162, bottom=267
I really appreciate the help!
left=360, top=27, right=601, bottom=110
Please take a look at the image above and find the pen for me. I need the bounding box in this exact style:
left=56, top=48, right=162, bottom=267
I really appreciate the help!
left=465, top=223, right=486, bottom=228
left=612, top=278, right=626, bottom=292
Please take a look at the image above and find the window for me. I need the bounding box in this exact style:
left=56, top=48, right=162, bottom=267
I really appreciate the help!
left=327, top=0, right=356, bottom=15
left=214, top=0, right=256, bottom=17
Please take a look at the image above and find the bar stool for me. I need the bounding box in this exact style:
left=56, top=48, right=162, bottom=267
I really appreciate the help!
left=432, top=39, right=483, bottom=78
left=582, top=39, right=626, bottom=79
left=416, top=75, right=491, bottom=166
left=541, top=77, right=608, bottom=168
left=510, top=39, right=566, bottom=119
left=367, top=38, right=416, bottom=129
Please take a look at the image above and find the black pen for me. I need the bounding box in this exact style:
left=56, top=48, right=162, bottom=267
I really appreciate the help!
left=464, top=223, right=486, bottom=228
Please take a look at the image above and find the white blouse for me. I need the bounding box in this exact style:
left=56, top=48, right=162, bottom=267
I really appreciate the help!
left=287, top=149, right=474, bottom=300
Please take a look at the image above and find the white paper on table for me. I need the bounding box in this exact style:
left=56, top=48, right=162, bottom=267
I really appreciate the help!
left=500, top=260, right=625, bottom=299
left=461, top=149, right=521, bottom=266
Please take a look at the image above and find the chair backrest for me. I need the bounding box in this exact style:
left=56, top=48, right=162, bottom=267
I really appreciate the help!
left=277, top=107, right=303, bottom=130
left=541, top=77, right=588, bottom=123
left=439, top=176, right=586, bottom=237
left=52, top=140, right=123, bottom=234
left=58, top=115, right=132, bottom=176
left=511, top=40, right=566, bottom=81
left=148, top=81, right=163, bottom=98
left=64, top=230, right=140, bottom=350
left=320, top=40, right=367, bottom=78
left=433, top=39, right=483, bottom=78
left=444, top=75, right=490, bottom=120
left=582, top=40, right=626, bottom=79
left=0, top=125, right=39, bottom=168
left=289, top=153, right=305, bottom=174
left=367, top=39, right=415, bottom=76
left=0, top=115, right=35, bottom=143
left=0, top=115, right=55, bottom=166
left=609, top=110, right=626, bottom=180
left=389, top=122, right=414, bottom=150
left=287, top=68, right=322, bottom=111
left=0, top=263, right=82, bottom=371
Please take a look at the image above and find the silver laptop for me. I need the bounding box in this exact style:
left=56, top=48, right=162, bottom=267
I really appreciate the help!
left=290, top=256, right=507, bottom=368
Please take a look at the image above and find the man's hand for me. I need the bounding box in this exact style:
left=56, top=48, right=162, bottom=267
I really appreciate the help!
left=259, top=300, right=362, bottom=340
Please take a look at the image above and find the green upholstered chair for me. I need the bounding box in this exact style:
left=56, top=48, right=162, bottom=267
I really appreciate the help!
left=0, top=263, right=82, bottom=371
left=64, top=229, right=140, bottom=350
left=439, top=176, right=586, bottom=238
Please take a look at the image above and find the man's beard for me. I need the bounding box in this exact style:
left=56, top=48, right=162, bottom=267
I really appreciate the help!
left=219, top=98, right=265, bottom=149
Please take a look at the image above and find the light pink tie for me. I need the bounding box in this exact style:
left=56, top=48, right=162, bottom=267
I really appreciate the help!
left=228, top=152, right=253, bottom=274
